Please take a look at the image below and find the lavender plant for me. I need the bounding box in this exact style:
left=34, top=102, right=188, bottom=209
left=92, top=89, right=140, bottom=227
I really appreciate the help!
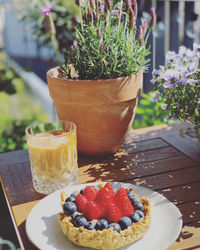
left=151, top=44, right=200, bottom=139
left=43, top=0, right=156, bottom=80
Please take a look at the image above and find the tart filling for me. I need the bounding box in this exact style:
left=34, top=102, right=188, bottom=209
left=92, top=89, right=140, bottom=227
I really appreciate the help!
left=58, top=183, right=151, bottom=250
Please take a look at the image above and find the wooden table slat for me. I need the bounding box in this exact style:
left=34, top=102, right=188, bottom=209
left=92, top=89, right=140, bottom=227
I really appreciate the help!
left=78, top=155, right=196, bottom=183
left=128, top=166, right=200, bottom=191
left=159, top=182, right=200, bottom=205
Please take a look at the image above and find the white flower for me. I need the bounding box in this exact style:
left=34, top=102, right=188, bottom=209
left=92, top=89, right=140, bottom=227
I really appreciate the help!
left=163, top=69, right=179, bottom=80
left=179, top=46, right=187, bottom=56
left=165, top=51, right=176, bottom=64
left=187, top=59, right=199, bottom=72
left=193, top=43, right=200, bottom=58
left=186, top=78, right=197, bottom=86
left=185, top=48, right=195, bottom=58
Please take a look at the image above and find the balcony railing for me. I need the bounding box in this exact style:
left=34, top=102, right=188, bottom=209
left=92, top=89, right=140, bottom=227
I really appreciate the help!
left=142, top=0, right=200, bottom=91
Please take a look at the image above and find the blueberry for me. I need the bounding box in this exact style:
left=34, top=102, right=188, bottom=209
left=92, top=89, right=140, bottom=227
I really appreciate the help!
left=135, top=209, right=144, bottom=218
left=108, top=223, right=121, bottom=233
left=72, top=211, right=79, bottom=221
left=85, top=221, right=95, bottom=230
left=80, top=188, right=84, bottom=194
left=130, top=197, right=140, bottom=206
left=134, top=201, right=144, bottom=211
left=71, top=192, right=78, bottom=198
left=130, top=212, right=141, bottom=223
left=66, top=195, right=76, bottom=202
left=119, top=216, right=132, bottom=230
left=95, top=219, right=109, bottom=230
left=128, top=192, right=135, bottom=200
left=74, top=216, right=88, bottom=227
left=63, top=201, right=77, bottom=215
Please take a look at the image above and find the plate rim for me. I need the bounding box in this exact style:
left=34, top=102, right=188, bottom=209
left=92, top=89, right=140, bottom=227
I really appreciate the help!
left=25, top=182, right=183, bottom=250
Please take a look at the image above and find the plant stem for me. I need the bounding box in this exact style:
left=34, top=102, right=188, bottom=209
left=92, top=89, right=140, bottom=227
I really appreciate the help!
left=118, top=0, right=123, bottom=28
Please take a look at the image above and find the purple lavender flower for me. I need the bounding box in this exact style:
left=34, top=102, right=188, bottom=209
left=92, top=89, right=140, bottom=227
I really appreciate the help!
left=149, top=7, right=156, bottom=28
left=90, top=0, right=96, bottom=9
left=100, top=4, right=106, bottom=20
left=100, top=42, right=104, bottom=56
left=138, top=25, right=143, bottom=45
left=129, top=7, right=135, bottom=29
left=97, top=27, right=102, bottom=38
left=112, top=9, right=119, bottom=14
left=87, top=7, right=94, bottom=23
left=40, top=2, right=55, bottom=16
left=70, top=40, right=78, bottom=51
left=73, top=40, right=78, bottom=47
left=125, top=0, right=132, bottom=11
left=142, top=18, right=148, bottom=37
left=132, top=0, right=137, bottom=16
left=94, top=12, right=99, bottom=24
left=105, top=0, right=111, bottom=11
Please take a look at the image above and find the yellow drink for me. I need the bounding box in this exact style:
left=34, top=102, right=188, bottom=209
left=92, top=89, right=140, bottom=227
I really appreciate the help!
left=26, top=121, right=78, bottom=194
left=27, top=131, right=77, bottom=184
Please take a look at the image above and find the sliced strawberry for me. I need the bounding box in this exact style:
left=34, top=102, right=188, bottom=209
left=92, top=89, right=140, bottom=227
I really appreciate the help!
left=104, top=182, right=115, bottom=195
left=106, top=202, right=122, bottom=223
left=96, top=183, right=114, bottom=202
left=83, top=186, right=98, bottom=201
left=85, top=201, right=103, bottom=220
left=95, top=183, right=115, bottom=215
left=75, top=194, right=88, bottom=213
left=114, top=187, right=134, bottom=216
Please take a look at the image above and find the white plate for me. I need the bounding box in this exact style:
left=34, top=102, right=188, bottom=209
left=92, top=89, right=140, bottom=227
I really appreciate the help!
left=26, top=182, right=182, bottom=250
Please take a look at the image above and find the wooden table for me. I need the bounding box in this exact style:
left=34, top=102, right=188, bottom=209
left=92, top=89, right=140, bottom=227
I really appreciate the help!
left=0, top=121, right=200, bottom=250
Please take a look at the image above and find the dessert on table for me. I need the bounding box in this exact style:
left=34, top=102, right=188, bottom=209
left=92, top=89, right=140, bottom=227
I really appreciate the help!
left=58, top=182, right=151, bottom=249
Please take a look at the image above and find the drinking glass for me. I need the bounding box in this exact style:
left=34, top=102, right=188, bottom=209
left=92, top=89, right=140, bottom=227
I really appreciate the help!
left=25, top=121, right=78, bottom=194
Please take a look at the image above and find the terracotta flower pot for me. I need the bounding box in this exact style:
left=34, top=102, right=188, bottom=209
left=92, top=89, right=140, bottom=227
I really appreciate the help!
left=47, top=67, right=143, bottom=156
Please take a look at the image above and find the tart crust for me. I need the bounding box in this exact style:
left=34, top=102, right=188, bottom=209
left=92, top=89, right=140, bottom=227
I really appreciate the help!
left=58, top=190, right=151, bottom=249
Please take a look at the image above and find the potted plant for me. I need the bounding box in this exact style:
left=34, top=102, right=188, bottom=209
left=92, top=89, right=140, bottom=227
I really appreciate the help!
left=44, top=0, right=156, bottom=155
left=152, top=43, right=200, bottom=145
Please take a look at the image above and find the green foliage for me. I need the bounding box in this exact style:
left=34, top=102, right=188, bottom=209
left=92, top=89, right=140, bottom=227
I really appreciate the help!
left=0, top=55, right=48, bottom=153
left=0, top=64, right=16, bottom=94
left=0, top=119, right=36, bottom=153
left=66, top=22, right=150, bottom=80
left=62, top=0, right=154, bottom=80
left=133, top=92, right=175, bottom=129
left=16, top=0, right=80, bottom=55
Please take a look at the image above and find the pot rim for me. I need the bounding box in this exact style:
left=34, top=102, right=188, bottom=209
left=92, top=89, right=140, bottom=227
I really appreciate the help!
left=47, top=66, right=143, bottom=83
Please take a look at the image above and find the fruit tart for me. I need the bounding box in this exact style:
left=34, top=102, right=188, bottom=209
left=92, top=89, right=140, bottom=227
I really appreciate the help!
left=58, top=182, right=151, bottom=249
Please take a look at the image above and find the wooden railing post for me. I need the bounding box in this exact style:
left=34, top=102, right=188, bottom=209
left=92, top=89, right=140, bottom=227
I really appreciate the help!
left=184, top=1, right=195, bottom=49
left=169, top=1, right=179, bottom=52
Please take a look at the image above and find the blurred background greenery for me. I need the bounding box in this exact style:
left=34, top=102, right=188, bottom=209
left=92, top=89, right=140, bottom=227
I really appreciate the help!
left=0, top=53, right=48, bottom=153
